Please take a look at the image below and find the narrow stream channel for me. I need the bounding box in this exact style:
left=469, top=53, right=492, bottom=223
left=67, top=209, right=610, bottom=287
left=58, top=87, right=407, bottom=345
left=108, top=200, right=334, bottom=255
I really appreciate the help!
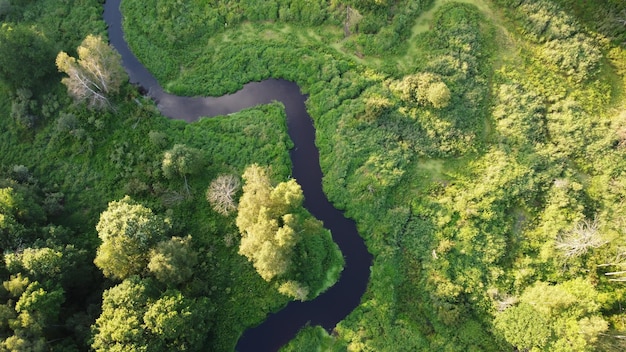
left=103, top=1, right=373, bottom=350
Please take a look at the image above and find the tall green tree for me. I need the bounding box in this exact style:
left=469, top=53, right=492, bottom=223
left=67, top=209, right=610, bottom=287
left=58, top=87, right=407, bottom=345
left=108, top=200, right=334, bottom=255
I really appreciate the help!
left=143, top=290, right=212, bottom=351
left=0, top=277, right=64, bottom=352
left=393, top=72, right=451, bottom=109
left=162, top=144, right=203, bottom=195
left=0, top=23, right=55, bottom=91
left=494, top=279, right=608, bottom=352
left=236, top=164, right=343, bottom=300
left=92, top=277, right=211, bottom=352
left=148, top=236, right=198, bottom=285
left=0, top=183, right=46, bottom=252
left=236, top=164, right=302, bottom=282
left=94, top=196, right=169, bottom=280
left=56, top=34, right=126, bottom=109
left=91, top=277, right=152, bottom=352
left=4, top=247, right=63, bottom=283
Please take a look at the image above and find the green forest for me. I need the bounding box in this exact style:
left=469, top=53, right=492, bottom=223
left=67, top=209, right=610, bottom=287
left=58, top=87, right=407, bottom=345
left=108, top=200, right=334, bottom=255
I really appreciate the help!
left=1, top=0, right=626, bottom=351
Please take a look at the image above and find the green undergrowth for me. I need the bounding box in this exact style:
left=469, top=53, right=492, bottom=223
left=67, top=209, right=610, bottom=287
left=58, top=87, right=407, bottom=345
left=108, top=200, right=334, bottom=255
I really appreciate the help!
left=280, top=326, right=344, bottom=352
left=2, top=0, right=626, bottom=351
left=0, top=81, right=298, bottom=350
left=122, top=0, right=435, bottom=89
left=266, top=0, right=626, bottom=351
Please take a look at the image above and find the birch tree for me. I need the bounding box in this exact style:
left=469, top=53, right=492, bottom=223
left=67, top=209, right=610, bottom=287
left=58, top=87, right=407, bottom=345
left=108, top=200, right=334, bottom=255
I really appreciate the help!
left=56, top=35, right=126, bottom=109
left=555, top=217, right=608, bottom=259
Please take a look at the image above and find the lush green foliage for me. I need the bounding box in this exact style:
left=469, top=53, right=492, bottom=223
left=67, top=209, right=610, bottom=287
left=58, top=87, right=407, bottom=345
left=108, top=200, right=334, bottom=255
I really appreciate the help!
left=0, top=2, right=299, bottom=344
left=2, top=0, right=626, bottom=351
left=91, top=276, right=213, bottom=352
left=280, top=326, right=345, bottom=352
left=236, top=164, right=344, bottom=300
left=93, top=195, right=170, bottom=280
left=494, top=279, right=608, bottom=351
left=0, top=23, right=56, bottom=92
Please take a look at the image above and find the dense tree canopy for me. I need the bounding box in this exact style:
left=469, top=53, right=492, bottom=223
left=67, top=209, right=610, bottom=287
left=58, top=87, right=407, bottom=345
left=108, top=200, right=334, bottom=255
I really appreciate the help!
left=2, top=0, right=626, bottom=350
left=148, top=235, right=198, bottom=285
left=94, top=196, right=169, bottom=280
left=494, top=279, right=608, bottom=352
left=0, top=23, right=55, bottom=91
left=393, top=72, right=451, bottom=109
left=92, top=277, right=212, bottom=352
left=91, top=277, right=152, bottom=352
left=236, top=164, right=343, bottom=300
left=236, top=164, right=302, bottom=282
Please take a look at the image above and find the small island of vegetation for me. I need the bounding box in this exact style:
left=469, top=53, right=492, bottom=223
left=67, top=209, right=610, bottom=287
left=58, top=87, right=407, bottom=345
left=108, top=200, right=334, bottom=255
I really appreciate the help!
left=1, top=0, right=626, bottom=351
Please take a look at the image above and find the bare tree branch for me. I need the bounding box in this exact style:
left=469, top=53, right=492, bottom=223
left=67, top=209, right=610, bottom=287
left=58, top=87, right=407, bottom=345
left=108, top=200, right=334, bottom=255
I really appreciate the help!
left=555, top=217, right=608, bottom=259
left=206, top=174, right=240, bottom=216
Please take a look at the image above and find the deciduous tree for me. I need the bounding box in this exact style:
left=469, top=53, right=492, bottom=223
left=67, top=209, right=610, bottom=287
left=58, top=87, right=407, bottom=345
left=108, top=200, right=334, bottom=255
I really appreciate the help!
left=4, top=247, right=64, bottom=283
left=393, top=72, right=451, bottom=109
left=94, top=196, right=169, bottom=280
left=92, top=278, right=211, bottom=352
left=236, top=165, right=302, bottom=281
left=56, top=35, right=126, bottom=109
left=91, top=277, right=151, bottom=352
left=0, top=23, right=55, bottom=91
left=162, top=144, right=203, bottom=195
left=494, top=279, right=608, bottom=352
left=236, top=165, right=343, bottom=300
left=143, top=290, right=212, bottom=350
left=148, top=236, right=198, bottom=285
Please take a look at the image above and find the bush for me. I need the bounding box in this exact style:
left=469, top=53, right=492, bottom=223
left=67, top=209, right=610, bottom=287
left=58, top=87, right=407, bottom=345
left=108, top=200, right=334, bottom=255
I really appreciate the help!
left=542, top=34, right=601, bottom=82
left=10, top=88, right=38, bottom=129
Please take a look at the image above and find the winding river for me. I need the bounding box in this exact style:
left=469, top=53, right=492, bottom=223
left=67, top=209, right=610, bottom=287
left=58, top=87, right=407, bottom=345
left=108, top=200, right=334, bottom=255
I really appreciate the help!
left=103, top=1, right=372, bottom=350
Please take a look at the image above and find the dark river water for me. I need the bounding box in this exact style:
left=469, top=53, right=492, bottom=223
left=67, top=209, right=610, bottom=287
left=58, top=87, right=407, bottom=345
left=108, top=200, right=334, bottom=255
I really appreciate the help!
left=103, top=1, right=372, bottom=350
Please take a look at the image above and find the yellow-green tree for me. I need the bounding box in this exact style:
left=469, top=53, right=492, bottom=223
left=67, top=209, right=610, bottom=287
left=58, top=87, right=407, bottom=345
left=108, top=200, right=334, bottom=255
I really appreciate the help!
left=94, top=196, right=169, bottom=280
left=494, top=279, right=608, bottom=352
left=148, top=236, right=198, bottom=285
left=393, top=72, right=451, bottom=109
left=91, top=277, right=212, bottom=352
left=236, top=165, right=343, bottom=301
left=236, top=164, right=302, bottom=282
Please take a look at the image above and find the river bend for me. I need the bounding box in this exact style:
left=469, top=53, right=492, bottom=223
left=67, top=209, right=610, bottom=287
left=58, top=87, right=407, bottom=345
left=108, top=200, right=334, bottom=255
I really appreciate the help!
left=103, top=1, right=372, bottom=350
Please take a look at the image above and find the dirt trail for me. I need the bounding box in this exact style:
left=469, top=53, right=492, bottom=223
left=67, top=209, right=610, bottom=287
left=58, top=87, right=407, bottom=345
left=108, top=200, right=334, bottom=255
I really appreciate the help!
left=398, top=0, right=519, bottom=73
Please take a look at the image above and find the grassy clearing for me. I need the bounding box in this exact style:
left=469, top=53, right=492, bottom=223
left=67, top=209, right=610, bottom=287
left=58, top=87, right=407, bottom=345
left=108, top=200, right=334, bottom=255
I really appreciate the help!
left=398, top=0, right=512, bottom=73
